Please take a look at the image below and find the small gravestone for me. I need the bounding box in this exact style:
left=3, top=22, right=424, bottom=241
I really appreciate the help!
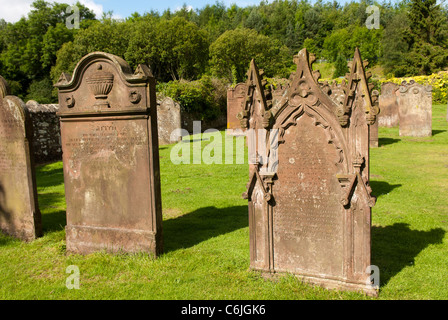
left=378, top=82, right=399, bottom=127
left=397, top=80, right=432, bottom=137
left=369, top=109, right=379, bottom=148
left=0, top=76, right=41, bottom=241
left=240, top=49, right=379, bottom=296
left=157, top=97, right=181, bottom=145
left=55, top=52, right=163, bottom=255
left=227, top=83, right=247, bottom=132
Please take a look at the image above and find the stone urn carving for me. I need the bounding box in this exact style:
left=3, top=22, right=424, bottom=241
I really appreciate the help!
left=86, top=64, right=114, bottom=107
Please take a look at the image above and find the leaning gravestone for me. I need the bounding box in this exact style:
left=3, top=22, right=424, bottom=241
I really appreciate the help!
left=378, top=82, right=399, bottom=127
left=397, top=80, right=432, bottom=137
left=240, top=48, right=379, bottom=296
left=0, top=75, right=41, bottom=241
left=55, top=52, right=163, bottom=255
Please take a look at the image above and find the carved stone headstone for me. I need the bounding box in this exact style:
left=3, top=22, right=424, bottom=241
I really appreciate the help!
left=157, top=97, right=181, bottom=145
left=378, top=82, right=399, bottom=127
left=0, top=75, right=41, bottom=241
left=397, top=80, right=432, bottom=137
left=240, top=49, right=379, bottom=296
left=55, top=52, right=163, bottom=255
left=227, top=83, right=248, bottom=132
left=369, top=115, right=379, bottom=148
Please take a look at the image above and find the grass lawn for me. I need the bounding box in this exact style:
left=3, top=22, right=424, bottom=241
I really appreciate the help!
left=0, top=105, right=447, bottom=300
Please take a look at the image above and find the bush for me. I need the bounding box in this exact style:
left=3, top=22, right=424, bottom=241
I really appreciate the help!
left=157, top=76, right=229, bottom=121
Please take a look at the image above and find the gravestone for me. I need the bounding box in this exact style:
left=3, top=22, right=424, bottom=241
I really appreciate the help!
left=0, top=75, right=41, bottom=241
left=240, top=48, right=379, bottom=296
left=157, top=96, right=181, bottom=145
left=55, top=52, right=163, bottom=255
left=397, top=80, right=432, bottom=137
left=378, top=82, right=399, bottom=127
left=227, top=83, right=248, bottom=132
left=369, top=107, right=379, bottom=148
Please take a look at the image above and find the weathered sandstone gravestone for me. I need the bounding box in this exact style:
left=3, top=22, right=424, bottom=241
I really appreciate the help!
left=157, top=96, right=181, bottom=145
left=397, top=80, right=432, bottom=137
left=240, top=48, right=379, bottom=296
left=55, top=52, right=163, bottom=255
left=369, top=116, right=379, bottom=148
left=227, top=83, right=248, bottom=133
left=378, top=82, right=399, bottom=127
left=0, top=76, right=41, bottom=241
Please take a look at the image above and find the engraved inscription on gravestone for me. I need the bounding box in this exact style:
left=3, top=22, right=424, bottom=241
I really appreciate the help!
left=55, top=52, right=163, bottom=255
left=0, top=75, right=41, bottom=241
left=241, top=48, right=379, bottom=296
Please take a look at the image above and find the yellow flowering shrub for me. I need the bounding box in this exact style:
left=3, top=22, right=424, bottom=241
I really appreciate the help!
left=380, top=72, right=448, bottom=104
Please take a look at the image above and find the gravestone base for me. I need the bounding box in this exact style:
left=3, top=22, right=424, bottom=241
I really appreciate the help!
left=66, top=225, right=162, bottom=255
left=255, top=269, right=378, bottom=296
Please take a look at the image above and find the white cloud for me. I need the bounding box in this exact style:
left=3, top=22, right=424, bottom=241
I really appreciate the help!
left=174, top=5, right=194, bottom=13
left=0, top=0, right=104, bottom=23
left=0, top=0, right=32, bottom=22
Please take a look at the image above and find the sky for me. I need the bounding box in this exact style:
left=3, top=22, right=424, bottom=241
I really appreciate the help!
left=0, top=0, right=261, bottom=22
left=0, top=0, right=356, bottom=23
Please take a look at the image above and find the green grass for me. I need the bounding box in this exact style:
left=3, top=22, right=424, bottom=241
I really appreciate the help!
left=0, top=105, right=447, bottom=299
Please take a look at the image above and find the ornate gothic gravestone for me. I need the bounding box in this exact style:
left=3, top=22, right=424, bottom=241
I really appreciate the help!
left=378, top=82, right=399, bottom=127
left=239, top=48, right=379, bottom=296
left=55, top=52, right=163, bottom=255
left=0, top=76, right=42, bottom=241
left=397, top=80, right=432, bottom=137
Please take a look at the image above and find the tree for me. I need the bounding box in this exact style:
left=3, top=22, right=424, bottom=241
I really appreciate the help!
left=403, top=0, right=448, bottom=75
left=126, top=17, right=209, bottom=81
left=333, top=53, right=347, bottom=78
left=209, top=28, right=291, bottom=83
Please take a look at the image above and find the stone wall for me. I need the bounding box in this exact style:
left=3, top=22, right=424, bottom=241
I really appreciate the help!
left=25, top=100, right=62, bottom=164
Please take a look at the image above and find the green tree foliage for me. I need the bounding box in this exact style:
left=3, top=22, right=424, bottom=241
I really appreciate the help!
left=0, top=0, right=96, bottom=98
left=209, top=28, right=291, bottom=83
left=2, top=0, right=448, bottom=103
left=403, top=0, right=448, bottom=75
left=333, top=53, right=348, bottom=78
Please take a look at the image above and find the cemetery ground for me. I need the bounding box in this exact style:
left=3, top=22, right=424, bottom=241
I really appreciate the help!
left=0, top=105, right=447, bottom=300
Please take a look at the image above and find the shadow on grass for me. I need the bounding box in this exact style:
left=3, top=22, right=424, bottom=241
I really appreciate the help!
left=162, top=205, right=248, bottom=253
left=432, top=129, right=446, bottom=136
left=35, top=167, right=64, bottom=189
left=36, top=191, right=67, bottom=234
left=370, top=181, right=402, bottom=199
left=372, top=223, right=445, bottom=288
left=378, top=137, right=401, bottom=146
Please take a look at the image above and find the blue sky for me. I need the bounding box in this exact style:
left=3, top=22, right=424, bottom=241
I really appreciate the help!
left=0, top=0, right=357, bottom=22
